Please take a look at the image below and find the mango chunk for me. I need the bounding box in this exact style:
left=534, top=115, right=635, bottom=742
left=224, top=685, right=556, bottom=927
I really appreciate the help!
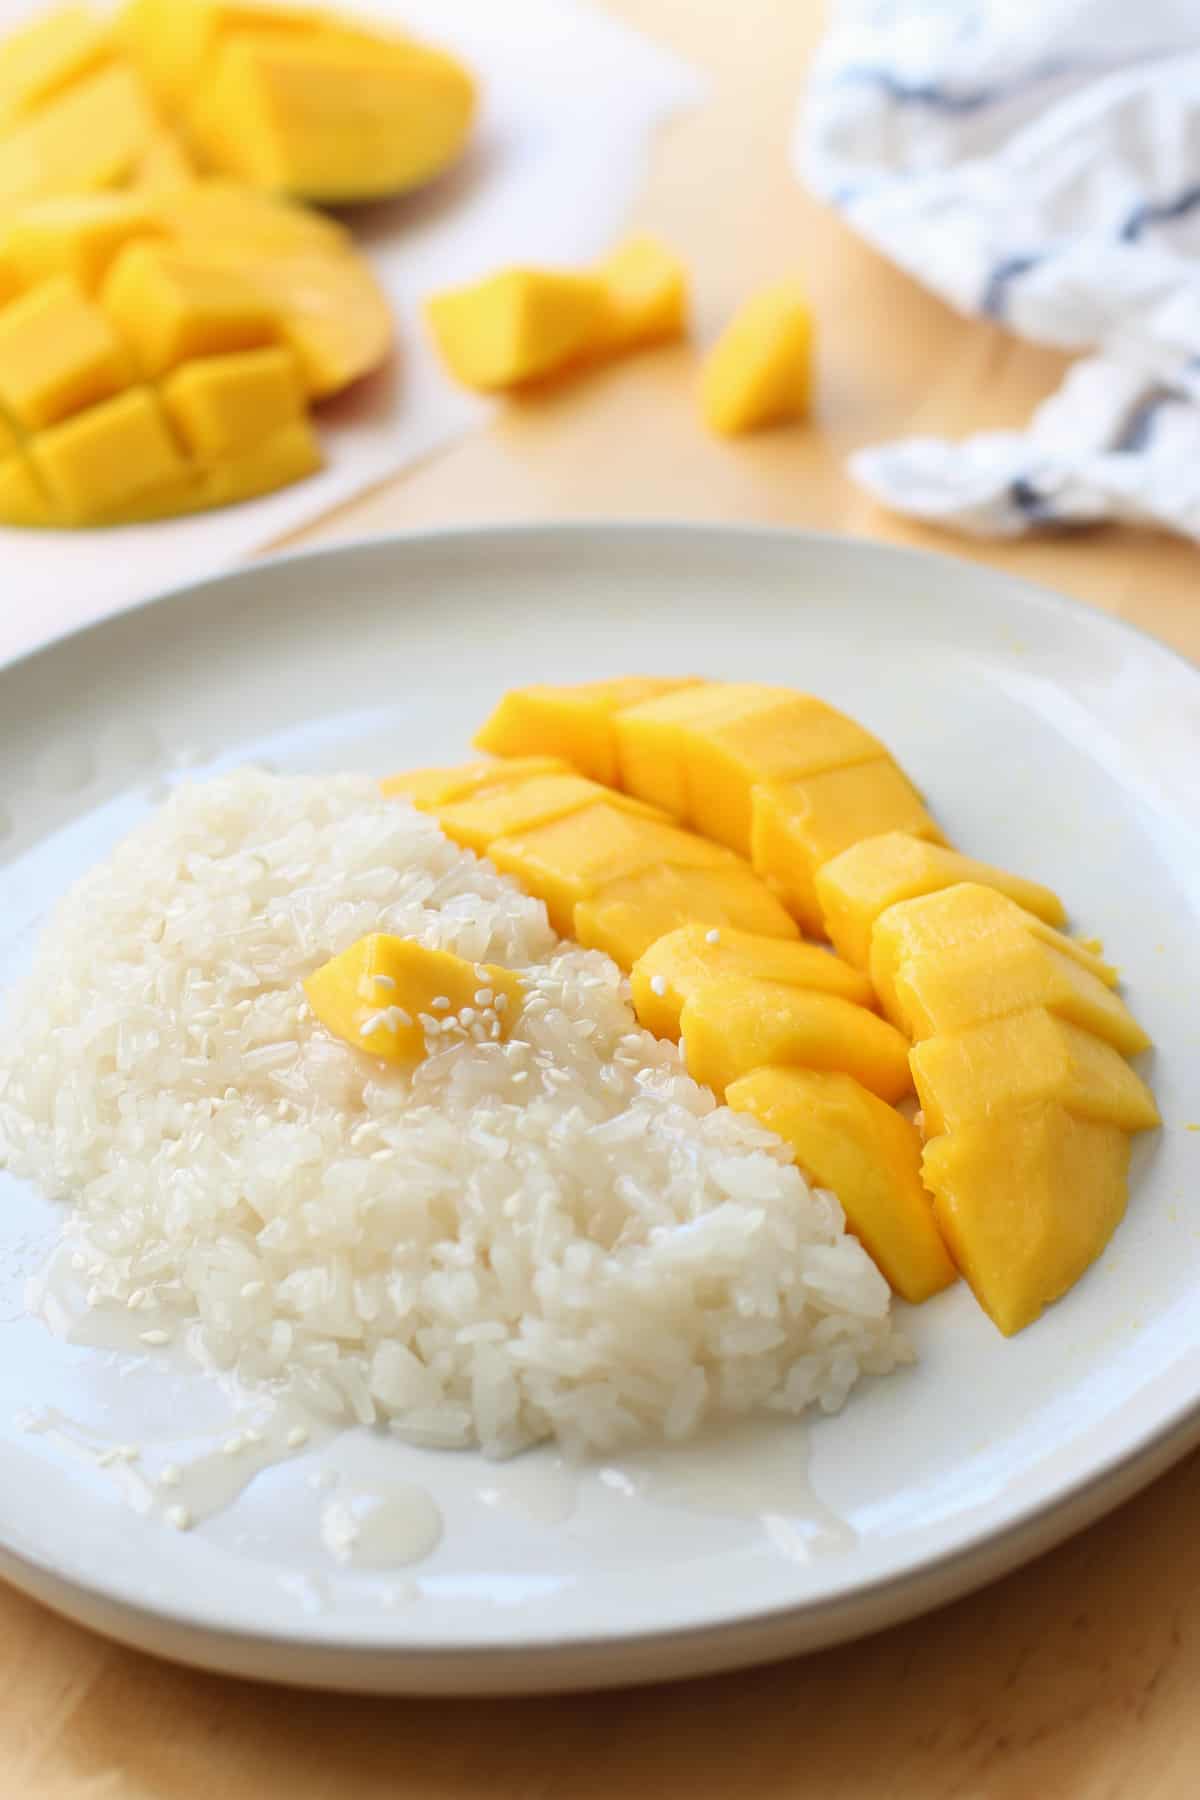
left=0, top=454, right=54, bottom=526
left=489, top=803, right=736, bottom=936
left=160, top=344, right=304, bottom=459
left=381, top=757, right=569, bottom=809
left=427, top=269, right=609, bottom=393
left=700, top=278, right=814, bottom=436
left=102, top=243, right=277, bottom=379
left=433, top=774, right=662, bottom=857
left=614, top=682, right=792, bottom=819
left=0, top=6, right=112, bottom=130
left=0, top=276, right=130, bottom=430
left=475, top=678, right=697, bottom=788
left=911, top=1007, right=1160, bottom=1138
left=922, top=1106, right=1131, bottom=1335
left=575, top=866, right=799, bottom=970
left=870, top=882, right=1118, bottom=1028
left=198, top=416, right=320, bottom=512
left=29, top=384, right=189, bottom=524
left=595, top=234, right=688, bottom=353
left=726, top=1066, right=957, bottom=1303
left=680, top=977, right=913, bottom=1103
left=631, top=923, right=874, bottom=1040
left=127, top=127, right=194, bottom=192
left=815, top=831, right=1066, bottom=968
left=4, top=193, right=163, bottom=294
left=751, top=761, right=941, bottom=934
left=892, top=933, right=1150, bottom=1058
left=304, top=933, right=522, bottom=1066
left=0, top=61, right=159, bottom=210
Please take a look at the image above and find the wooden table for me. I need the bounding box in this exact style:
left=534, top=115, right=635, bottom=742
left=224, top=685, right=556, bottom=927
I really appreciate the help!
left=4, top=4, right=1199, bottom=1795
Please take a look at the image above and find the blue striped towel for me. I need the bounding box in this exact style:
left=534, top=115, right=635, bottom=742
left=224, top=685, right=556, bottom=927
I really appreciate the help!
left=799, top=0, right=1200, bottom=541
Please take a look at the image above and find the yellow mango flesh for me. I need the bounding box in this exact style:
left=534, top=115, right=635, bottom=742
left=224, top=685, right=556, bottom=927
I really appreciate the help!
left=426, top=270, right=610, bottom=394
left=726, top=1066, right=957, bottom=1303
left=680, top=977, right=913, bottom=1103
left=815, top=831, right=1067, bottom=968
left=631, top=922, right=875, bottom=1040
left=575, top=866, right=799, bottom=970
left=0, top=61, right=161, bottom=211
left=475, top=678, right=697, bottom=788
left=380, top=757, right=569, bottom=809
left=700, top=278, right=814, bottom=436
left=0, top=7, right=112, bottom=130
left=120, top=0, right=475, bottom=203
left=432, top=774, right=662, bottom=856
left=594, top=234, right=688, bottom=353
left=911, top=1007, right=1160, bottom=1137
left=489, top=802, right=737, bottom=936
left=304, top=933, right=523, bottom=1066
left=892, top=931, right=1150, bottom=1058
left=0, top=177, right=390, bottom=527
left=750, top=760, right=942, bottom=936
left=613, top=682, right=792, bottom=819
left=921, top=1105, right=1131, bottom=1335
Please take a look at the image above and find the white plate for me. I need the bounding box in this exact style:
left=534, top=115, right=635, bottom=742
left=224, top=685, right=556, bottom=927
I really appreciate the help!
left=1, top=524, right=1198, bottom=1695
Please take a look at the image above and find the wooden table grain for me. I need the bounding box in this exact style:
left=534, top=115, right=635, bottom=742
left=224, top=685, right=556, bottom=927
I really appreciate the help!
left=4, top=3, right=1199, bottom=1795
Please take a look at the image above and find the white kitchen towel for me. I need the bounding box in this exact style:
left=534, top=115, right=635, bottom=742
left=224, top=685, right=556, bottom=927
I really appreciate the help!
left=798, top=0, right=1200, bottom=541
left=0, top=0, right=703, bottom=666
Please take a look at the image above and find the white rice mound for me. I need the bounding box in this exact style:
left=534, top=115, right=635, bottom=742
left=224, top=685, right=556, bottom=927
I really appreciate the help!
left=0, top=771, right=909, bottom=1457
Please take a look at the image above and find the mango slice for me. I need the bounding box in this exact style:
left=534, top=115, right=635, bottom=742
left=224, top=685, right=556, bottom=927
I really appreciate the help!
left=426, top=269, right=610, bottom=394
left=433, top=774, right=663, bottom=857
left=815, top=831, right=1067, bottom=968
left=594, top=234, right=688, bottom=353
left=575, top=866, right=799, bottom=970
left=892, top=932, right=1150, bottom=1058
left=380, top=757, right=569, bottom=809
left=614, top=682, right=792, bottom=820
left=680, top=977, right=913, bottom=1103
left=631, top=922, right=874, bottom=1040
left=751, top=761, right=942, bottom=936
left=922, top=1105, right=1131, bottom=1335
left=305, top=933, right=522, bottom=1066
left=0, top=60, right=160, bottom=211
left=120, top=0, right=475, bottom=203
left=869, top=883, right=1118, bottom=1028
left=0, top=7, right=112, bottom=130
left=726, top=1066, right=957, bottom=1303
left=475, top=678, right=697, bottom=788
left=490, top=803, right=736, bottom=936
left=0, top=178, right=391, bottom=528
left=700, top=278, right=814, bottom=436
left=911, top=1007, right=1160, bottom=1138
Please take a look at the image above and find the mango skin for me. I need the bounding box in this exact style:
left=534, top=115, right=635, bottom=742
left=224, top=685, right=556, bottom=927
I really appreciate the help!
left=680, top=976, right=913, bottom=1103
left=631, top=922, right=874, bottom=1040
left=726, top=1066, right=957, bottom=1303
left=922, top=1105, right=1131, bottom=1335
left=816, top=831, right=1067, bottom=968
left=304, top=933, right=522, bottom=1066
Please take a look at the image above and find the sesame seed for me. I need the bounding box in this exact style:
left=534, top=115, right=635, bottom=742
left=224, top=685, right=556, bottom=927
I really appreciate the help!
left=165, top=1505, right=192, bottom=1532
left=372, top=974, right=396, bottom=989
left=705, top=928, right=721, bottom=945
left=650, top=975, right=668, bottom=997
left=474, top=989, right=493, bottom=1006
left=286, top=1425, right=309, bottom=1449
left=459, top=1007, right=476, bottom=1026
left=139, top=1329, right=170, bottom=1346
left=126, top=1289, right=147, bottom=1310
left=241, top=1280, right=265, bottom=1299
left=494, top=993, right=509, bottom=1013
left=431, top=996, right=451, bottom=1011
left=159, top=1464, right=182, bottom=1488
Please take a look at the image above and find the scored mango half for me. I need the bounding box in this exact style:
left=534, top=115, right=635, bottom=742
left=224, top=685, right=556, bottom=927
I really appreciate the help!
left=0, top=181, right=391, bottom=527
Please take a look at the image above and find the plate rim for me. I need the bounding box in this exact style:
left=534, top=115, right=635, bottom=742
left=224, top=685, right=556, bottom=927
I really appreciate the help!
left=2, top=519, right=1198, bottom=1688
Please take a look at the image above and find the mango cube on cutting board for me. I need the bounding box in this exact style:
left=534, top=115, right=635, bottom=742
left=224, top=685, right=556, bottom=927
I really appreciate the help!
left=700, top=278, right=814, bottom=436
left=305, top=934, right=523, bottom=1066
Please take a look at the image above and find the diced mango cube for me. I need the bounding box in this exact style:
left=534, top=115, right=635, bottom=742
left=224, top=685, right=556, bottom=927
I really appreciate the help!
left=911, top=1007, right=1160, bottom=1138
left=199, top=417, right=320, bottom=510
left=815, top=831, right=1067, bottom=968
left=680, top=977, right=913, bottom=1103
left=304, top=932, right=522, bottom=1065
left=726, top=1066, right=957, bottom=1303
left=126, top=127, right=195, bottom=191
left=892, top=932, right=1150, bottom=1058
left=103, top=243, right=278, bottom=379
left=594, top=234, right=687, bottom=353
left=614, top=682, right=791, bottom=819
left=489, top=802, right=735, bottom=936
left=631, top=923, right=874, bottom=1040
left=575, top=865, right=799, bottom=969
left=0, top=411, right=19, bottom=458
left=0, top=5, right=113, bottom=129
left=0, top=454, right=54, bottom=527
left=751, top=761, right=942, bottom=936
left=921, top=1105, right=1131, bottom=1335
left=0, top=277, right=130, bottom=430
left=151, top=179, right=352, bottom=260
left=870, top=883, right=1117, bottom=1027
left=0, top=62, right=159, bottom=210
left=29, top=384, right=189, bottom=523
left=4, top=193, right=162, bottom=294
left=474, top=678, right=697, bottom=787
left=700, top=278, right=814, bottom=436
left=160, top=345, right=305, bottom=458
left=427, top=269, right=609, bottom=393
